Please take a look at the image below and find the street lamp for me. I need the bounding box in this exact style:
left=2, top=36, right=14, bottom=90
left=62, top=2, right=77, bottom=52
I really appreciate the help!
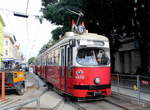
left=14, top=12, right=28, bottom=18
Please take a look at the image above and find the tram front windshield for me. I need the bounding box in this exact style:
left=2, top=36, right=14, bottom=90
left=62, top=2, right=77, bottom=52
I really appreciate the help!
left=76, top=48, right=109, bottom=66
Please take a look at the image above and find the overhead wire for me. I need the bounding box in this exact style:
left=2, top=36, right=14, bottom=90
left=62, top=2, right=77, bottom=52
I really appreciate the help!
left=0, top=0, right=34, bottom=61
left=0, top=1, right=43, bottom=60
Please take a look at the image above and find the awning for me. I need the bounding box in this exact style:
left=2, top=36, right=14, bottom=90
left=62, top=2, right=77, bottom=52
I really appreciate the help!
left=2, top=58, right=16, bottom=62
left=2, top=58, right=22, bottom=63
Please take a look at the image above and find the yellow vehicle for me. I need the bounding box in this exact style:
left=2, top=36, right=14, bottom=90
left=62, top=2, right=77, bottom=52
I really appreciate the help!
left=0, top=70, right=25, bottom=95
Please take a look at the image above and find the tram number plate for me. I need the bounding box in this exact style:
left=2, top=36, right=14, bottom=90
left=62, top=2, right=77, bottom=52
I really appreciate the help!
left=75, top=75, right=85, bottom=79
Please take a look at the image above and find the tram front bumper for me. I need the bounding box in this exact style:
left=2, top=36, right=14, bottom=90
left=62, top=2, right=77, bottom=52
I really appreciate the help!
left=88, top=91, right=102, bottom=96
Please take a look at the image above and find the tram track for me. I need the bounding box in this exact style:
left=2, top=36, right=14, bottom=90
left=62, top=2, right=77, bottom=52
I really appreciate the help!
left=63, top=98, right=86, bottom=110
left=75, top=99, right=126, bottom=110
left=103, top=99, right=128, bottom=110
left=61, top=96, right=127, bottom=110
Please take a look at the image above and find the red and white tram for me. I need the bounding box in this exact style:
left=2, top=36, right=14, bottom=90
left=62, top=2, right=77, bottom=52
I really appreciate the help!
left=33, top=31, right=111, bottom=100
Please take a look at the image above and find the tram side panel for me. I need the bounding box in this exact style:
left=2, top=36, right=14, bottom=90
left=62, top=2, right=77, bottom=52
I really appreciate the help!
left=46, top=65, right=62, bottom=89
left=65, top=67, right=74, bottom=95
left=41, top=66, right=46, bottom=79
left=44, top=66, right=48, bottom=80
left=40, top=66, right=43, bottom=78
left=39, top=66, right=42, bottom=77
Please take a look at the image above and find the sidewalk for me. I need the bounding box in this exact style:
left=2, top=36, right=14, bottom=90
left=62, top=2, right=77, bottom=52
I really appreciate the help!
left=22, top=68, right=63, bottom=109
left=0, top=70, right=47, bottom=110
left=112, top=86, right=150, bottom=102
left=22, top=90, right=63, bottom=109
left=21, top=68, right=75, bottom=110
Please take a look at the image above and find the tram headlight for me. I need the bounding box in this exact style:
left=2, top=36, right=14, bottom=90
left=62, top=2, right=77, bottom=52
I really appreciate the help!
left=94, top=77, right=101, bottom=84
left=76, top=70, right=84, bottom=74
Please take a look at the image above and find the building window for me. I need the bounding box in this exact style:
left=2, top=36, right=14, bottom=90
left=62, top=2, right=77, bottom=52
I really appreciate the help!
left=5, top=50, right=8, bottom=56
left=5, top=40, right=8, bottom=46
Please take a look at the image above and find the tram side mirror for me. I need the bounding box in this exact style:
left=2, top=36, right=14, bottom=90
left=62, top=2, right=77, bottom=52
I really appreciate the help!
left=69, top=39, right=76, bottom=47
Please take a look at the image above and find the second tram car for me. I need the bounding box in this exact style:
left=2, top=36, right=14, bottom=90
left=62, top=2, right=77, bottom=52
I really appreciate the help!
left=33, top=31, right=111, bottom=100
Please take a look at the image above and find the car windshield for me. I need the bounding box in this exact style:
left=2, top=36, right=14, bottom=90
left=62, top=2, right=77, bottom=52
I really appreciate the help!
left=76, top=48, right=109, bottom=66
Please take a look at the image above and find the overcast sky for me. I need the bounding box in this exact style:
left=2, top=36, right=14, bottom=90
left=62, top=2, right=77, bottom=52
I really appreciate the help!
left=0, top=0, right=57, bottom=61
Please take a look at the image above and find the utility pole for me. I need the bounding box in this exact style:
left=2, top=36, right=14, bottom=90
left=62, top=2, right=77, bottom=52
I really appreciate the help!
left=1, top=72, right=5, bottom=102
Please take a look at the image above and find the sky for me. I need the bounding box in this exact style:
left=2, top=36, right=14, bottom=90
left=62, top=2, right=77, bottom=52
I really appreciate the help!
left=0, top=0, right=57, bottom=61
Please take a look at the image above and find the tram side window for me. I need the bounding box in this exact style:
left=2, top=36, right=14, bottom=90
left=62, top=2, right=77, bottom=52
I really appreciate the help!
left=55, top=49, right=60, bottom=65
left=54, top=56, right=56, bottom=64
left=44, top=56, right=46, bottom=65
left=35, top=60, right=37, bottom=65
left=46, top=49, right=60, bottom=66
left=54, top=50, right=56, bottom=64
left=50, top=52, right=52, bottom=65
left=41, top=57, right=43, bottom=65
left=46, top=55, right=48, bottom=65
left=36, top=60, right=38, bottom=65
left=39, top=59, right=41, bottom=65
left=61, top=48, right=65, bottom=66
left=40, top=58, right=42, bottom=65
left=42, top=57, right=44, bottom=65
left=52, top=52, right=54, bottom=64
left=47, top=53, right=50, bottom=65
left=68, top=47, right=72, bottom=66
left=37, top=59, right=39, bottom=65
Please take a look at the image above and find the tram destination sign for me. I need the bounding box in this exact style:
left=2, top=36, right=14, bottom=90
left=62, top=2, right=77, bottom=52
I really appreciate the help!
left=80, top=40, right=104, bottom=46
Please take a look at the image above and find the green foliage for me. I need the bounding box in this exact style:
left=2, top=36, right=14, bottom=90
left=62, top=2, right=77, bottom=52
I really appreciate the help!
left=39, top=0, right=150, bottom=74
left=51, top=26, right=70, bottom=40
left=38, top=39, right=56, bottom=54
left=39, top=44, right=49, bottom=54
left=41, top=0, right=57, bottom=7
left=28, top=57, right=35, bottom=64
left=41, top=0, right=113, bottom=37
left=41, top=0, right=86, bottom=25
left=41, top=0, right=150, bottom=51
left=51, top=27, right=62, bottom=41
left=41, top=0, right=87, bottom=41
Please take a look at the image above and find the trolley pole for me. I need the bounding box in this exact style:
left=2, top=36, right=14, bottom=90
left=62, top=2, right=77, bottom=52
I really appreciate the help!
left=1, top=72, right=5, bottom=102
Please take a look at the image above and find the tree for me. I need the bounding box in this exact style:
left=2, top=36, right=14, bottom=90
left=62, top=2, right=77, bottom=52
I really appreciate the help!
left=38, top=39, right=55, bottom=54
left=40, top=0, right=150, bottom=74
left=28, top=57, right=35, bottom=64
left=51, top=26, right=70, bottom=40
left=41, top=0, right=87, bottom=41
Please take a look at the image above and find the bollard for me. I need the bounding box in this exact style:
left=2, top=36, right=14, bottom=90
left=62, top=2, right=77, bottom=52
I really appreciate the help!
left=1, top=72, right=5, bottom=102
left=137, top=75, right=140, bottom=104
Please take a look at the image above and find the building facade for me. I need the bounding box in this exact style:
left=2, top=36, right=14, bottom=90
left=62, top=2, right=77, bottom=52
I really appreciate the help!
left=3, top=33, right=23, bottom=68
left=0, top=15, right=5, bottom=69
left=113, top=41, right=141, bottom=74
left=111, top=0, right=150, bottom=75
left=113, top=37, right=150, bottom=75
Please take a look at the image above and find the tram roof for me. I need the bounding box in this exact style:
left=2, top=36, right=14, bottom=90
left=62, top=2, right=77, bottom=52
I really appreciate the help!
left=38, top=32, right=109, bottom=57
left=73, top=32, right=109, bottom=41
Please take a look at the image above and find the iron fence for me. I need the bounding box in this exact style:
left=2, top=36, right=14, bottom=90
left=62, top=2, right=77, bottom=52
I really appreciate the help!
left=112, top=74, right=150, bottom=103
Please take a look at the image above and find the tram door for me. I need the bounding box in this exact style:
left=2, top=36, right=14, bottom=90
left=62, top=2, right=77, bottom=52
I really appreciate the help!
left=60, top=46, right=67, bottom=92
